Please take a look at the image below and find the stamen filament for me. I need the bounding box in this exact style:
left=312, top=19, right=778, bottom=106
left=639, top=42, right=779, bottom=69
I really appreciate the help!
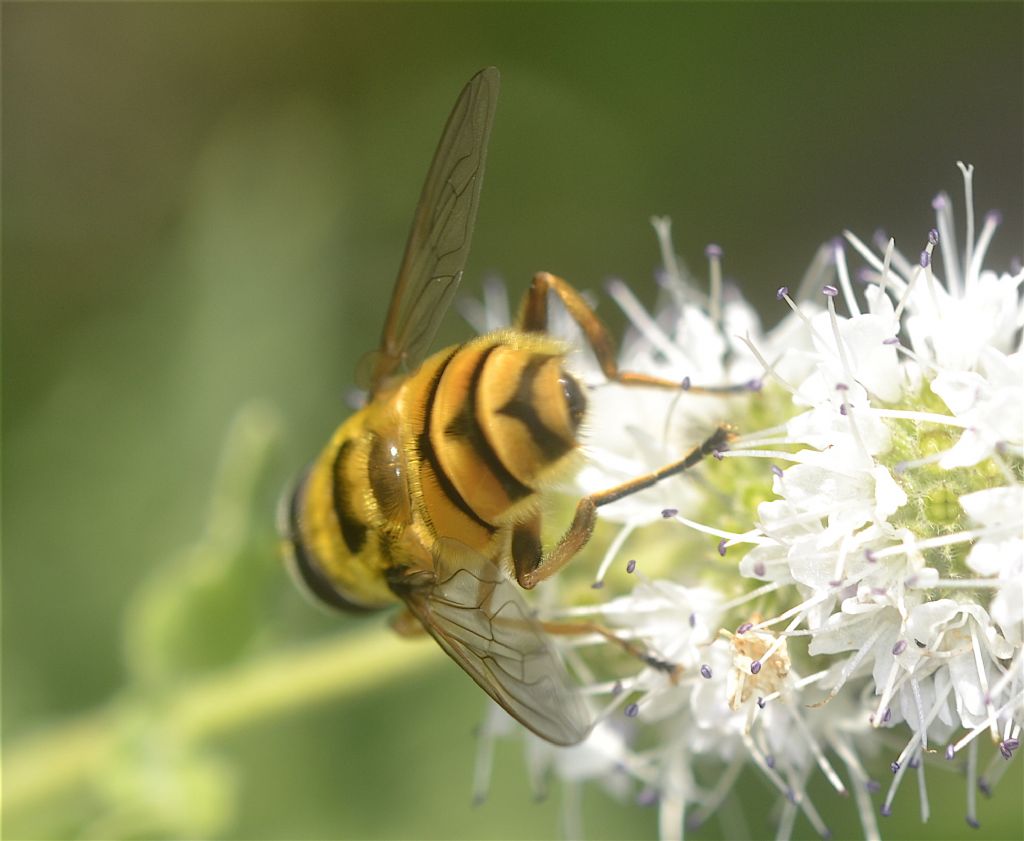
left=957, top=162, right=975, bottom=289
left=834, top=241, right=862, bottom=316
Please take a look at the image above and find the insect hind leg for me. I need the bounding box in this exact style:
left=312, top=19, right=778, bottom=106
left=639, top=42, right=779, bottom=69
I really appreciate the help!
left=540, top=619, right=681, bottom=681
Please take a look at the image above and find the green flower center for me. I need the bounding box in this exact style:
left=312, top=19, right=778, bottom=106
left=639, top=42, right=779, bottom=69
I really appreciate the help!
left=881, top=383, right=1021, bottom=575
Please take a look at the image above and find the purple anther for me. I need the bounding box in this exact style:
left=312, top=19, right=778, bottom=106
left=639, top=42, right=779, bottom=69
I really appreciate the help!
left=625, top=702, right=639, bottom=718
left=919, top=250, right=930, bottom=268
left=754, top=560, right=766, bottom=577
left=591, top=580, right=605, bottom=590
left=737, top=621, right=754, bottom=634
left=932, top=193, right=947, bottom=210
left=750, top=660, right=762, bottom=675
left=883, top=707, right=892, bottom=723
left=747, top=377, right=763, bottom=392
left=705, top=243, right=723, bottom=258
left=928, top=228, right=939, bottom=246
left=611, top=680, right=623, bottom=696
left=883, top=336, right=900, bottom=345
left=700, top=664, right=712, bottom=679
left=985, top=210, right=1003, bottom=226
left=766, top=755, right=776, bottom=769
left=681, top=376, right=692, bottom=390
left=839, top=403, right=848, bottom=416
left=822, top=285, right=839, bottom=297
left=966, top=816, right=980, bottom=829
left=636, top=788, right=658, bottom=807
left=894, top=461, right=908, bottom=475
left=689, top=612, right=697, bottom=628
left=757, top=696, right=766, bottom=709
left=771, top=464, right=784, bottom=478
left=890, top=761, right=900, bottom=773
left=661, top=508, right=678, bottom=518
left=835, top=381, right=849, bottom=391
left=908, top=756, right=920, bottom=769
left=881, top=804, right=892, bottom=817
left=718, top=539, right=728, bottom=557
left=892, top=639, right=908, bottom=656
left=776, top=286, right=789, bottom=300
left=945, top=744, right=955, bottom=760
left=866, top=779, right=881, bottom=793
left=873, top=228, right=889, bottom=248
left=999, top=739, right=1018, bottom=759
left=713, top=450, right=724, bottom=461
left=626, top=559, right=637, bottom=574
left=978, top=778, right=992, bottom=797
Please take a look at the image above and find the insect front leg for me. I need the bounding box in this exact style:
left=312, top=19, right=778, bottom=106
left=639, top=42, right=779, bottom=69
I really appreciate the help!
left=519, top=271, right=751, bottom=395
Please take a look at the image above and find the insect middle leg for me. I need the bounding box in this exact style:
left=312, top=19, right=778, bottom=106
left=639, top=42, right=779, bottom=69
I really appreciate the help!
left=512, top=271, right=735, bottom=589
left=512, top=425, right=731, bottom=589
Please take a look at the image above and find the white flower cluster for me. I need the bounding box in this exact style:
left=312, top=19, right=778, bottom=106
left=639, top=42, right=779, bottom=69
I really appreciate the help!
left=472, top=165, right=1023, bottom=840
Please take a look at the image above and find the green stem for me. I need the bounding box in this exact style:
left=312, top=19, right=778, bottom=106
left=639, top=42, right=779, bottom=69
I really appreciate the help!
left=4, top=624, right=440, bottom=817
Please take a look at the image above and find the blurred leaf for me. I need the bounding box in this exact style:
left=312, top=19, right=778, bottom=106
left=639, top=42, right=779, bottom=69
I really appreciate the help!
left=122, top=403, right=283, bottom=687
left=87, top=709, right=237, bottom=840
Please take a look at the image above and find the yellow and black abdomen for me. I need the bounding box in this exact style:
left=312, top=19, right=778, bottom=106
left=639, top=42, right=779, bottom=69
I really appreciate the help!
left=282, top=329, right=589, bottom=611
left=282, top=408, right=402, bottom=611
left=408, top=331, right=587, bottom=557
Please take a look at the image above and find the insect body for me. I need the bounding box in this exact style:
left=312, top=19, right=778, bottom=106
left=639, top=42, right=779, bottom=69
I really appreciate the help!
left=283, top=68, right=730, bottom=745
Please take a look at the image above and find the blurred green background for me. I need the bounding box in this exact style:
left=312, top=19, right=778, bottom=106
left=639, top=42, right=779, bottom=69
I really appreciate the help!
left=4, top=3, right=1022, bottom=839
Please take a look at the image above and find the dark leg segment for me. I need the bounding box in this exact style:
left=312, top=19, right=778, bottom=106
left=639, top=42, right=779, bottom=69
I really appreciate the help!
left=519, top=272, right=754, bottom=394
left=511, top=271, right=737, bottom=586
left=514, top=425, right=732, bottom=589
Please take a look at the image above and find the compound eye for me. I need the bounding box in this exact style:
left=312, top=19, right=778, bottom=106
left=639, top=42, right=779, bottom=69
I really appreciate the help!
left=559, top=370, right=587, bottom=431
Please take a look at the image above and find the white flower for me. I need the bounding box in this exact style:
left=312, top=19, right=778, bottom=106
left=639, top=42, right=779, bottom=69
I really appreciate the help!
left=961, top=485, right=1024, bottom=646
left=473, top=165, right=1023, bottom=839
left=930, top=349, right=1024, bottom=468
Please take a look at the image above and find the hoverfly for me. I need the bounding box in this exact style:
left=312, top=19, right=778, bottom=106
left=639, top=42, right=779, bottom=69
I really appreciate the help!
left=282, top=67, right=731, bottom=746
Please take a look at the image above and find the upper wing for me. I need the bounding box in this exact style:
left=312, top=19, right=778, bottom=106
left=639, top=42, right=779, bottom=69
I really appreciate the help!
left=365, top=67, right=500, bottom=394
left=391, top=539, right=592, bottom=746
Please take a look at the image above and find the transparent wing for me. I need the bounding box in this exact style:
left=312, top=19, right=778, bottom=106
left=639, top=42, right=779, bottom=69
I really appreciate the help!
left=393, top=539, right=591, bottom=746
left=365, top=67, right=500, bottom=394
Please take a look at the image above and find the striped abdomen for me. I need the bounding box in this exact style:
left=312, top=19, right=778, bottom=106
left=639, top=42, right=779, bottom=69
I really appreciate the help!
left=282, top=406, right=405, bottom=610
left=406, top=330, right=587, bottom=555
left=282, top=329, right=587, bottom=611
